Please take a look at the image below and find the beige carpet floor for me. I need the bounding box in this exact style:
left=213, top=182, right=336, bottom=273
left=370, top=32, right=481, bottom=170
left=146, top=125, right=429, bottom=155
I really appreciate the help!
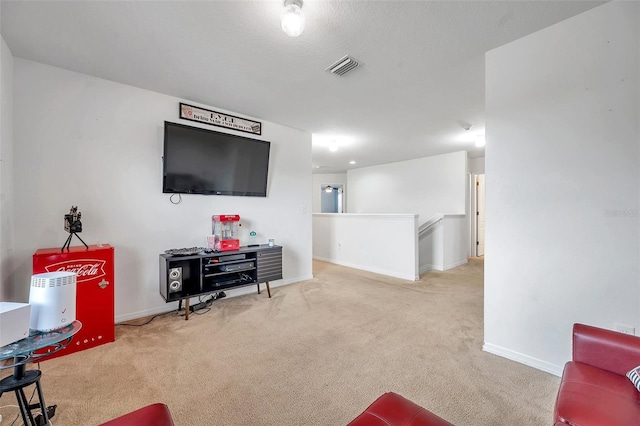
left=0, top=258, right=560, bottom=425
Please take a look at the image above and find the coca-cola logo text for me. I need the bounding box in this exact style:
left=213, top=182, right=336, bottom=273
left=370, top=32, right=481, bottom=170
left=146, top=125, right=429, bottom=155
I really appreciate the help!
left=45, top=259, right=107, bottom=282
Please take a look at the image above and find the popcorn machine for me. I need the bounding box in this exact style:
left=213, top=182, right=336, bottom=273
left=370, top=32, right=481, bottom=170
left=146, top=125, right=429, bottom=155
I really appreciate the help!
left=212, top=214, right=241, bottom=251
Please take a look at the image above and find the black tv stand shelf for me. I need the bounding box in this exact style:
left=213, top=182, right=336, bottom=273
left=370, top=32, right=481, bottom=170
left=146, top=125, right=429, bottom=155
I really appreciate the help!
left=159, top=245, right=282, bottom=320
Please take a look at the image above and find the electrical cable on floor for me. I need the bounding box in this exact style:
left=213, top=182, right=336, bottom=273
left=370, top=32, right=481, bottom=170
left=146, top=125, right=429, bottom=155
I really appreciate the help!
left=2, top=359, right=59, bottom=426
left=205, top=294, right=216, bottom=306
left=116, top=309, right=178, bottom=327
left=0, top=404, right=20, bottom=410
left=0, top=406, right=18, bottom=426
left=9, top=368, right=38, bottom=426
left=119, top=291, right=224, bottom=321
left=177, top=293, right=221, bottom=317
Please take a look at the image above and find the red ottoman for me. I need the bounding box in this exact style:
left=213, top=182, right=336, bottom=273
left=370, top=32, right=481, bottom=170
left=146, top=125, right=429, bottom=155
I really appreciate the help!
left=99, top=403, right=174, bottom=426
left=349, top=392, right=453, bottom=426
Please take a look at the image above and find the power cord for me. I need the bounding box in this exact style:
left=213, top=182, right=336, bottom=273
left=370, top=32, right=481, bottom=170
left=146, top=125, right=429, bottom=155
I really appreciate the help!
left=7, top=362, right=40, bottom=426
left=182, top=291, right=227, bottom=316
left=116, top=309, right=178, bottom=327
left=118, top=292, right=228, bottom=322
left=189, top=306, right=211, bottom=316
left=33, top=406, right=56, bottom=426
left=185, top=294, right=215, bottom=315
left=0, top=407, right=18, bottom=426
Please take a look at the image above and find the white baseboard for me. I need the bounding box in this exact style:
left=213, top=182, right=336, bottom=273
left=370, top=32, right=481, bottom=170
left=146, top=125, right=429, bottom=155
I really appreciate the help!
left=420, top=264, right=433, bottom=274
left=313, top=256, right=417, bottom=281
left=114, top=275, right=313, bottom=323
left=444, top=258, right=467, bottom=270
left=116, top=305, right=177, bottom=323
left=482, top=342, right=563, bottom=377
left=419, top=259, right=467, bottom=276
left=420, top=264, right=442, bottom=275
left=419, top=264, right=443, bottom=274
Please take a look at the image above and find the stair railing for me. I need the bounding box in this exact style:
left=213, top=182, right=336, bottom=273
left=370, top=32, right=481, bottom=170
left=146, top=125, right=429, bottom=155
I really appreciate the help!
left=418, top=214, right=444, bottom=237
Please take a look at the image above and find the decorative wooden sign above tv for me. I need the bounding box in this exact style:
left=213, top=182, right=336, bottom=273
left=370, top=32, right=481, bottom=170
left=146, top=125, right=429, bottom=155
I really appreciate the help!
left=179, top=103, right=261, bottom=135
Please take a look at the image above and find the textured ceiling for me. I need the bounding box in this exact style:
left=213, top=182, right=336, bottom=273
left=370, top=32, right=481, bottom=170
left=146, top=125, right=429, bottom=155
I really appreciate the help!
left=1, top=0, right=605, bottom=174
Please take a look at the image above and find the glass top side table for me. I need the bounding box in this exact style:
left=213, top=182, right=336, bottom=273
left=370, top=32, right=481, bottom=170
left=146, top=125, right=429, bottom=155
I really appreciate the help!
left=0, top=320, right=82, bottom=426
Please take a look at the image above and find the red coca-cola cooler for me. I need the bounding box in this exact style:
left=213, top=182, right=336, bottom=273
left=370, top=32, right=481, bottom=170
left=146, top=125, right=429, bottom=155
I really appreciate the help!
left=33, top=244, right=115, bottom=360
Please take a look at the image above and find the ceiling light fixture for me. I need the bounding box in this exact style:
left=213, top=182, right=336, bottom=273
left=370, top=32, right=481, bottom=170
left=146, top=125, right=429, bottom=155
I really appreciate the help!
left=324, top=185, right=334, bottom=193
left=281, top=0, right=305, bottom=37
left=349, top=161, right=356, bottom=165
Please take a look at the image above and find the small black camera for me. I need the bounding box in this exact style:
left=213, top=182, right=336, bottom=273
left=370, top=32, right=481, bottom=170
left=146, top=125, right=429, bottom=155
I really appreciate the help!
left=64, top=206, right=82, bottom=234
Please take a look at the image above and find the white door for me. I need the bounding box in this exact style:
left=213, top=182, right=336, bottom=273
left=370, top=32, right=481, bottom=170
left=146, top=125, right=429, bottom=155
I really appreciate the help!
left=476, top=174, right=486, bottom=256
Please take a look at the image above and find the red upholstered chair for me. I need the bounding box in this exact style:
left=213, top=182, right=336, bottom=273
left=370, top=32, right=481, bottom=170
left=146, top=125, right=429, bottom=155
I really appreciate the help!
left=348, top=392, right=453, bottom=426
left=99, top=403, right=174, bottom=426
left=554, top=323, right=640, bottom=425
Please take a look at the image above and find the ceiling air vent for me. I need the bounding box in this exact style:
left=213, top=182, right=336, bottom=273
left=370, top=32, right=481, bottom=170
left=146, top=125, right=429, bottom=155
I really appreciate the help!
left=326, top=55, right=360, bottom=76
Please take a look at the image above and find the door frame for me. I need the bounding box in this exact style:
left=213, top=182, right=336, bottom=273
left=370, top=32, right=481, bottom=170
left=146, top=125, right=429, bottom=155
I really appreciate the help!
left=476, top=174, right=485, bottom=256
left=468, top=173, right=485, bottom=257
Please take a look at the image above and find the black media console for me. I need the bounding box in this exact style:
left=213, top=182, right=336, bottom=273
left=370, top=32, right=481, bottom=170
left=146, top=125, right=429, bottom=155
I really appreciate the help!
left=159, top=245, right=282, bottom=319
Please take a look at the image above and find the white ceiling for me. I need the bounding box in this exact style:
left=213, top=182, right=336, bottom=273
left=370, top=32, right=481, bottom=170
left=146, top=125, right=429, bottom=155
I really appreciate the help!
left=1, top=0, right=605, bottom=174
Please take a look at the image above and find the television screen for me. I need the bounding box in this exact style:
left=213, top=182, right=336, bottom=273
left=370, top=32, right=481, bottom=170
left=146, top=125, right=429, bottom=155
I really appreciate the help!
left=163, top=121, right=271, bottom=197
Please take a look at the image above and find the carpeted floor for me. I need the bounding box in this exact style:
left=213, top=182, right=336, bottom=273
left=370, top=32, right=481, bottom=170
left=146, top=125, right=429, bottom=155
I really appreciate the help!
left=0, top=258, right=560, bottom=425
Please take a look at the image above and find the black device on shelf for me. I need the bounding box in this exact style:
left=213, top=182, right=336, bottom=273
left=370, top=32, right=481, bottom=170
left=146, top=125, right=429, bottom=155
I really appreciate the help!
left=159, top=245, right=282, bottom=304
left=162, top=121, right=271, bottom=197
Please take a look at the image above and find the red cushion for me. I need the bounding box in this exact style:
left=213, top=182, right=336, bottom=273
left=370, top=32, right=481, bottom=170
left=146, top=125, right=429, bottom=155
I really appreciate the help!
left=348, top=392, right=453, bottom=426
left=99, top=403, right=174, bottom=426
left=554, top=362, right=640, bottom=426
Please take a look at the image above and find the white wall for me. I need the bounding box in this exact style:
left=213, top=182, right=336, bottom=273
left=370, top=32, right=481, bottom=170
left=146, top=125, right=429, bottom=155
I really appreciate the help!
left=485, top=1, right=639, bottom=376
left=419, top=214, right=467, bottom=273
left=312, top=173, right=347, bottom=213
left=469, top=156, right=485, bottom=175
left=0, top=34, right=15, bottom=301
left=347, top=151, right=467, bottom=225
left=312, top=213, right=419, bottom=280
left=12, top=59, right=313, bottom=321
left=443, top=215, right=467, bottom=269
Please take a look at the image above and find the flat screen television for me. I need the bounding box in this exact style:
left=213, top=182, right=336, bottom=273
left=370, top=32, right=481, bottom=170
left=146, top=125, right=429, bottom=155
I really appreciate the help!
left=163, top=121, right=271, bottom=197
